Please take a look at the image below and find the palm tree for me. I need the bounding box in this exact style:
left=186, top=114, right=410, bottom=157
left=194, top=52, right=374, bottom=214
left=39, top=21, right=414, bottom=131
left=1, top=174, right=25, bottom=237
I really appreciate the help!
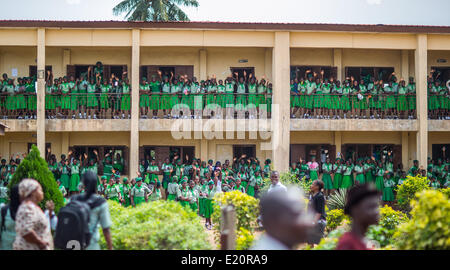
left=113, top=0, right=199, bottom=22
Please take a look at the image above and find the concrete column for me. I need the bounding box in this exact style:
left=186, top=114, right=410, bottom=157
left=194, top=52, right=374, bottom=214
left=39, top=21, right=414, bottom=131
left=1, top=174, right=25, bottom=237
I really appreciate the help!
left=200, top=140, right=208, bottom=162
left=265, top=48, right=272, bottom=80
left=415, top=34, right=428, bottom=167
left=199, top=49, right=207, bottom=81
left=333, top=49, right=343, bottom=82
left=401, top=50, right=409, bottom=81
left=61, top=132, right=69, bottom=155
left=402, top=132, right=409, bottom=168
left=63, top=49, right=71, bottom=77
left=335, top=131, right=342, bottom=158
left=272, top=32, right=290, bottom=173
left=36, top=28, right=46, bottom=158
left=130, top=29, right=140, bottom=179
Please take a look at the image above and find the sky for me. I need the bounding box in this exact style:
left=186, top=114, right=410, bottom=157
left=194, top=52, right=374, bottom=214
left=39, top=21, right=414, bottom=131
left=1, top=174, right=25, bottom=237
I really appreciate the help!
left=0, top=0, right=449, bottom=26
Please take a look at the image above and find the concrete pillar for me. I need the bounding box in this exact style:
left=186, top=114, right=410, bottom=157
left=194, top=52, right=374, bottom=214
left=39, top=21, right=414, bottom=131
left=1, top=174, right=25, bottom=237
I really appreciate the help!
left=265, top=48, right=272, bottom=80
left=36, top=28, right=46, bottom=158
left=402, top=132, right=409, bottom=168
left=61, top=132, right=69, bottom=155
left=272, top=32, right=290, bottom=173
left=200, top=140, right=208, bottom=161
left=63, top=49, right=71, bottom=77
left=415, top=34, right=428, bottom=168
left=401, top=50, right=409, bottom=82
left=199, top=49, right=207, bottom=80
left=333, top=49, right=343, bottom=82
left=335, top=131, right=342, bottom=158
left=130, top=29, right=140, bottom=179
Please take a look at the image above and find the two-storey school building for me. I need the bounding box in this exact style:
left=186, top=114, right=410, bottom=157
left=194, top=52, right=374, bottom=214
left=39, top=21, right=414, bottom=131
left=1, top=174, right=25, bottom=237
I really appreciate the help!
left=0, top=21, right=449, bottom=178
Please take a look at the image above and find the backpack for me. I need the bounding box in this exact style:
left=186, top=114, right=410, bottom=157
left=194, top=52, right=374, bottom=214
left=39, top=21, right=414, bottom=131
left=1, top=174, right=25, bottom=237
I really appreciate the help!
left=54, top=196, right=94, bottom=250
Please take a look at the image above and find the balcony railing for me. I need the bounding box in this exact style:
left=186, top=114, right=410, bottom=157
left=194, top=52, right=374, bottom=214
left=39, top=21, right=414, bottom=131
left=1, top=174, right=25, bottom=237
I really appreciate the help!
left=0, top=93, right=37, bottom=119
left=138, top=92, right=273, bottom=119
left=290, top=94, right=418, bottom=120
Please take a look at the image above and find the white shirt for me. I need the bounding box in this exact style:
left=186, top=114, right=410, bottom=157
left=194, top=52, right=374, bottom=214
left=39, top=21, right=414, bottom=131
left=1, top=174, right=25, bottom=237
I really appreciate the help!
left=251, top=233, right=290, bottom=250
left=268, top=182, right=287, bottom=193
left=44, top=209, right=58, bottom=231
left=216, top=180, right=222, bottom=193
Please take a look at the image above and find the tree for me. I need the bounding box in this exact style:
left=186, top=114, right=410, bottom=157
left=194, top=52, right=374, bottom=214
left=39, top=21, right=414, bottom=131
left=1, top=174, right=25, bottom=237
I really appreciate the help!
left=8, top=145, right=64, bottom=213
left=113, top=0, right=199, bottom=22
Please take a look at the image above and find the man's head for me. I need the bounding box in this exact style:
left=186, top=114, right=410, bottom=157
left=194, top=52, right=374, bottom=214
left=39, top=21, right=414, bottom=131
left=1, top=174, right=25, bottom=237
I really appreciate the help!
left=344, top=184, right=380, bottom=227
left=259, top=188, right=313, bottom=249
left=270, top=171, right=280, bottom=186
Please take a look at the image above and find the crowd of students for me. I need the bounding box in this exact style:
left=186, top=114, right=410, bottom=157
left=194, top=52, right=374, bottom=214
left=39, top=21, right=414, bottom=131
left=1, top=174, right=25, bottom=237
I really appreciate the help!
left=289, top=154, right=450, bottom=206
left=290, top=70, right=449, bottom=120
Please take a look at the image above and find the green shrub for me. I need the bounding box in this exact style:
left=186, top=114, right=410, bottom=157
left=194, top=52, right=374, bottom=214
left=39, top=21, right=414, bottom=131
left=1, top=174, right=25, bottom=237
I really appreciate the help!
left=366, top=205, right=408, bottom=248
left=393, top=190, right=450, bottom=250
left=311, top=227, right=347, bottom=250
left=327, top=189, right=348, bottom=210
left=259, top=172, right=311, bottom=196
left=439, top=188, right=450, bottom=199
left=212, top=190, right=259, bottom=232
left=326, top=209, right=349, bottom=233
left=396, top=175, right=430, bottom=211
left=100, top=200, right=211, bottom=250
left=212, top=191, right=259, bottom=249
left=8, top=145, right=64, bottom=213
left=236, top=228, right=255, bottom=250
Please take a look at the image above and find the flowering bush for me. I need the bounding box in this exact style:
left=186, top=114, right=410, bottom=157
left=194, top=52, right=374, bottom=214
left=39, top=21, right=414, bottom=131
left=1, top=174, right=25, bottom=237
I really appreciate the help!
left=236, top=228, right=255, bottom=250
left=100, top=200, right=211, bottom=250
left=393, top=190, right=450, bottom=250
left=439, top=187, right=450, bottom=199
left=326, top=209, right=349, bottom=233
left=396, top=175, right=430, bottom=211
left=366, top=205, right=408, bottom=248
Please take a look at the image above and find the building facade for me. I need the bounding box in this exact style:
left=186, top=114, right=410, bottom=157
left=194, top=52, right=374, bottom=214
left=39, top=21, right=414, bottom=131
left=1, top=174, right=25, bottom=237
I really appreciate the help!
left=0, top=21, right=449, bottom=178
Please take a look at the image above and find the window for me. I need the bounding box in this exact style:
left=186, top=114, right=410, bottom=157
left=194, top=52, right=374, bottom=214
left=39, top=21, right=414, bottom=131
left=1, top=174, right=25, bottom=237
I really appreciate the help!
left=233, top=145, right=256, bottom=160
left=140, top=146, right=195, bottom=165
left=345, top=67, right=395, bottom=82
left=230, top=67, right=255, bottom=81
left=29, top=66, right=52, bottom=78
left=290, top=66, right=337, bottom=81
left=432, top=144, right=450, bottom=161
left=430, top=67, right=450, bottom=84
left=140, top=65, right=194, bottom=80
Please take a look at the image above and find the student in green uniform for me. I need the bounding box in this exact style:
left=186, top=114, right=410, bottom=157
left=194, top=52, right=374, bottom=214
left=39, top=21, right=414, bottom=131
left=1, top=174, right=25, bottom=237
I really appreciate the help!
left=139, top=77, right=150, bottom=118
left=430, top=176, right=441, bottom=190
left=177, top=178, right=191, bottom=209
left=215, top=79, right=226, bottom=111
left=148, top=181, right=162, bottom=202
left=263, top=159, right=271, bottom=179
left=235, top=73, right=248, bottom=114
left=354, top=159, right=365, bottom=185
left=205, top=77, right=217, bottom=111
left=69, top=158, right=81, bottom=195
left=396, top=79, right=408, bottom=119
left=56, top=180, right=68, bottom=205
left=321, top=157, right=333, bottom=196
left=167, top=175, right=180, bottom=201
left=97, top=176, right=108, bottom=197
left=59, top=156, right=70, bottom=191
left=99, top=80, right=111, bottom=118
left=233, top=178, right=246, bottom=193
left=397, top=171, right=407, bottom=186
left=246, top=170, right=263, bottom=198
left=86, top=78, right=98, bottom=119
left=4, top=79, right=17, bottom=118
left=331, top=80, right=342, bottom=119
left=247, top=75, right=258, bottom=111
left=25, top=77, right=37, bottom=119
left=375, top=161, right=385, bottom=192
left=341, top=160, right=354, bottom=189
left=384, top=81, right=397, bottom=119
left=147, top=159, right=160, bottom=185
left=198, top=178, right=208, bottom=216
left=131, top=177, right=150, bottom=207
left=120, top=177, right=131, bottom=207
left=149, top=75, right=162, bottom=118
left=340, top=80, right=352, bottom=118
left=120, top=78, right=131, bottom=118
left=161, top=158, right=173, bottom=196
left=290, top=162, right=300, bottom=182
left=382, top=173, right=395, bottom=206
left=408, top=160, right=419, bottom=177
left=204, top=180, right=216, bottom=230
left=364, top=158, right=375, bottom=184
left=112, top=153, right=124, bottom=175
left=170, top=77, right=182, bottom=118
left=188, top=180, right=199, bottom=213
left=76, top=75, right=88, bottom=119
left=224, top=76, right=236, bottom=112
left=0, top=181, right=8, bottom=204
left=105, top=177, right=122, bottom=203
left=45, top=78, right=56, bottom=118
left=304, top=72, right=317, bottom=118
left=181, top=78, right=193, bottom=114
left=321, top=78, right=332, bottom=119
left=160, top=73, right=172, bottom=117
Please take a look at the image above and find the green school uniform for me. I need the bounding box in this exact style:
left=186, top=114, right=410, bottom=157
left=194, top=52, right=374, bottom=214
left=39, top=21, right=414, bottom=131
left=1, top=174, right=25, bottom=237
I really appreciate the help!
left=105, top=184, right=121, bottom=203
left=354, top=165, right=365, bottom=184
left=235, top=83, right=247, bottom=108
left=147, top=165, right=159, bottom=184
left=69, top=163, right=81, bottom=192
left=16, top=84, right=27, bottom=110
left=341, top=165, right=353, bottom=189
left=247, top=175, right=263, bottom=197
left=160, top=82, right=172, bottom=110
left=161, top=163, right=173, bottom=189
left=305, top=81, right=316, bottom=109
left=59, top=163, right=70, bottom=189
left=257, top=83, right=267, bottom=108
left=170, top=83, right=182, bottom=108
left=178, top=187, right=191, bottom=208
left=198, top=184, right=208, bottom=216
left=131, top=184, right=150, bottom=206
left=77, top=80, right=88, bottom=107
left=86, top=83, right=98, bottom=108
left=340, top=86, right=351, bottom=111
left=120, top=83, right=131, bottom=111
left=322, top=163, right=333, bottom=190
left=25, top=83, right=37, bottom=110
left=0, top=186, right=8, bottom=204
left=397, top=86, right=408, bottom=111
left=99, top=84, right=111, bottom=109
left=364, top=163, right=375, bottom=183
left=121, top=184, right=131, bottom=207
left=188, top=187, right=199, bottom=212
left=224, top=81, right=236, bottom=107
left=406, top=83, right=416, bottom=110
left=45, top=85, right=56, bottom=110
left=167, top=182, right=179, bottom=201
left=4, top=84, right=16, bottom=110
left=149, top=81, right=161, bottom=110
left=204, top=186, right=216, bottom=219
left=375, top=167, right=385, bottom=191
left=139, top=83, right=150, bottom=108
left=382, top=179, right=395, bottom=202
left=247, top=83, right=258, bottom=107
left=103, top=162, right=113, bottom=180
left=148, top=185, right=162, bottom=202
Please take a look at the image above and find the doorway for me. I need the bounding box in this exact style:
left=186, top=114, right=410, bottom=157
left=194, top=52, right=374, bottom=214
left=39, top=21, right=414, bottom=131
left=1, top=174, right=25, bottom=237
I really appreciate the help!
left=230, top=67, right=255, bottom=81
left=432, top=144, right=450, bottom=161
left=233, top=145, right=256, bottom=160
